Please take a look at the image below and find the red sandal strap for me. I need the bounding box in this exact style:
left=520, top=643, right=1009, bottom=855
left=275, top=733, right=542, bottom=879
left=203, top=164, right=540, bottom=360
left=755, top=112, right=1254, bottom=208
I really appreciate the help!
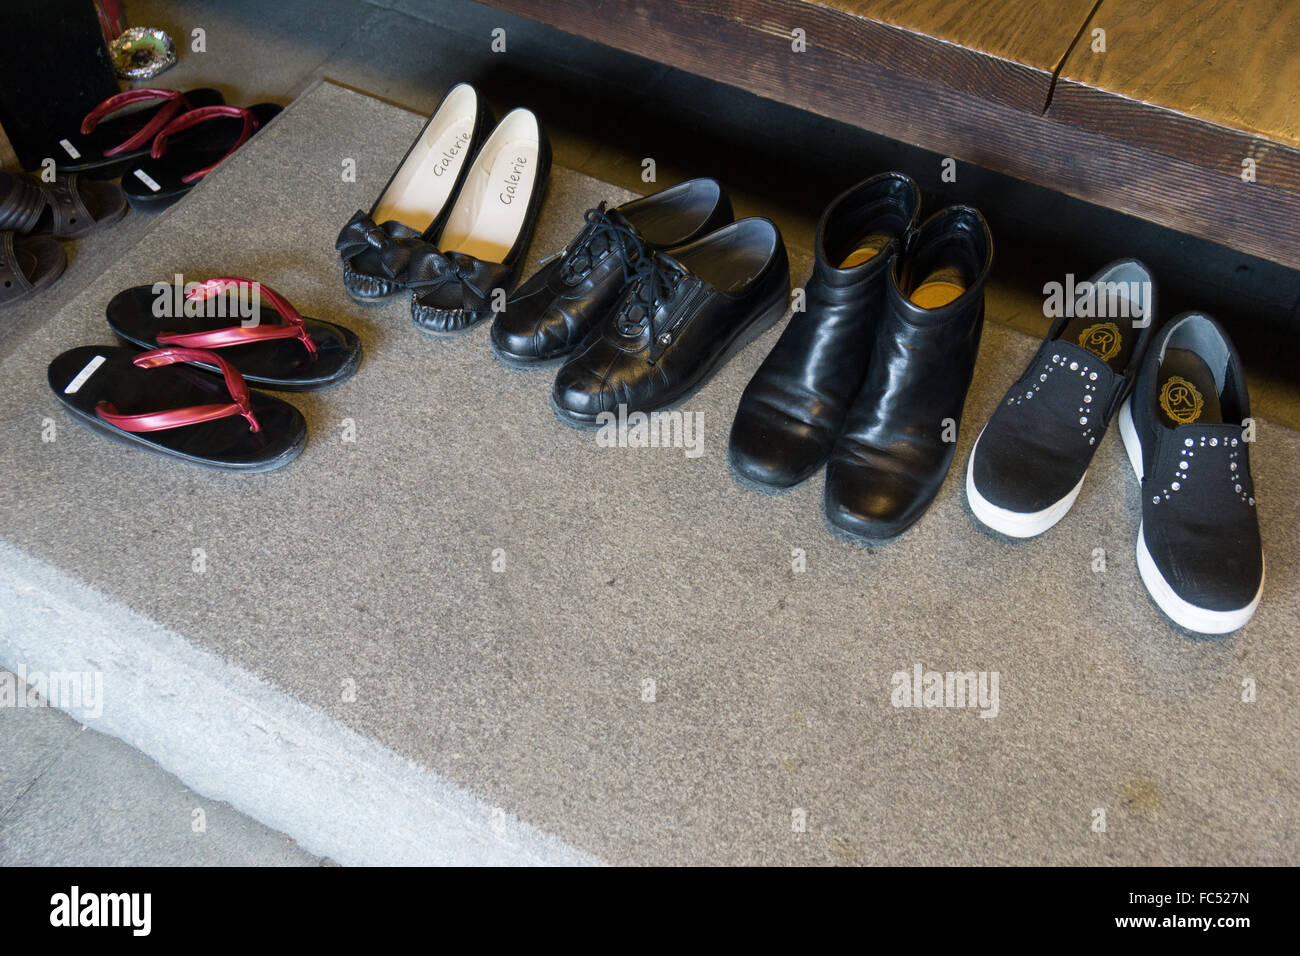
left=95, top=347, right=261, bottom=433
left=150, top=106, right=257, bottom=184
left=157, top=278, right=319, bottom=356
left=79, top=88, right=190, bottom=157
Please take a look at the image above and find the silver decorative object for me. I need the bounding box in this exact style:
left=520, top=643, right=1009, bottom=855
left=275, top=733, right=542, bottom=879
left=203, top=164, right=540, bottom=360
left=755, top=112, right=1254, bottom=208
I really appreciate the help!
left=109, top=27, right=177, bottom=80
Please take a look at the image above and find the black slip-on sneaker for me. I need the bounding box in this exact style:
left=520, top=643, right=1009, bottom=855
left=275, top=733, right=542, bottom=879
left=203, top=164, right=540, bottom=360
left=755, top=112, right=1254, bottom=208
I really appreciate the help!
left=1118, top=312, right=1264, bottom=634
left=967, top=259, right=1155, bottom=537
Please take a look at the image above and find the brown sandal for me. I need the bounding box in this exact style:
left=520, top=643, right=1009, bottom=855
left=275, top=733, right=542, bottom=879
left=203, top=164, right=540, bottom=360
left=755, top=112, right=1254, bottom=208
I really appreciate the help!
left=0, top=230, right=66, bottom=308
left=0, top=170, right=127, bottom=240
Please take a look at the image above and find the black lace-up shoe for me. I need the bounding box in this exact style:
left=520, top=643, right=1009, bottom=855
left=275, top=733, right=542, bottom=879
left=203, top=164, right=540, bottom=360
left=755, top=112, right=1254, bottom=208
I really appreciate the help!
left=550, top=218, right=790, bottom=427
left=967, top=259, right=1155, bottom=537
left=491, top=179, right=732, bottom=368
left=1118, top=312, right=1264, bottom=634
left=729, top=172, right=919, bottom=490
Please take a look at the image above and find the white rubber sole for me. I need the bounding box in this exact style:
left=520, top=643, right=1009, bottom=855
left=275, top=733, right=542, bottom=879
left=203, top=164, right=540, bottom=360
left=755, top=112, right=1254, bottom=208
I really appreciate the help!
left=1118, top=399, right=1263, bottom=634
left=1116, top=397, right=1146, bottom=480
left=965, top=428, right=1086, bottom=538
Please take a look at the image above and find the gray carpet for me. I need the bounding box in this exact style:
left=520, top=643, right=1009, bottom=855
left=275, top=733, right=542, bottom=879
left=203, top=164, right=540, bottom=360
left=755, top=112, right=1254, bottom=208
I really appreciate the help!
left=0, top=81, right=1296, bottom=865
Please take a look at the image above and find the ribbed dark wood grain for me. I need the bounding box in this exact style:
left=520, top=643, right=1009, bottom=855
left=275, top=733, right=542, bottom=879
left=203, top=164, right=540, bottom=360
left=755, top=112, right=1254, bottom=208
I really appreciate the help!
left=477, top=0, right=1300, bottom=268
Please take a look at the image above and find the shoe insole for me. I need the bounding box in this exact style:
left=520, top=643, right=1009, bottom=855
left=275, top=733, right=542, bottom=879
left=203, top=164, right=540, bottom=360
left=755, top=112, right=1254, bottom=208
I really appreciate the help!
left=1157, top=347, right=1222, bottom=427
left=909, top=265, right=966, bottom=309
left=373, top=114, right=475, bottom=229
left=439, top=138, right=539, bottom=263
left=838, top=231, right=893, bottom=268
left=1062, top=312, right=1135, bottom=373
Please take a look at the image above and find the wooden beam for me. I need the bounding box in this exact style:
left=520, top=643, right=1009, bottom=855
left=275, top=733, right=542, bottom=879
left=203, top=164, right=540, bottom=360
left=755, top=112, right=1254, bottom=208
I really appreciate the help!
left=478, top=0, right=1300, bottom=269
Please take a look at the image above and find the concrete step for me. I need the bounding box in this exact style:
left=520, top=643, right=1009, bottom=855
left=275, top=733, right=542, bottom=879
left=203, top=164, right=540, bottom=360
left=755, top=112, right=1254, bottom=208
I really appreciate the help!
left=1, top=81, right=1295, bottom=865
left=0, top=669, right=322, bottom=866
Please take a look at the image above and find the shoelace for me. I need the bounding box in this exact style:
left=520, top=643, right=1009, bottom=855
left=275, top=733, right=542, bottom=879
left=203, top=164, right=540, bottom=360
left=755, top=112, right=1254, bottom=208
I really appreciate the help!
left=616, top=253, right=686, bottom=366
left=545, top=203, right=648, bottom=286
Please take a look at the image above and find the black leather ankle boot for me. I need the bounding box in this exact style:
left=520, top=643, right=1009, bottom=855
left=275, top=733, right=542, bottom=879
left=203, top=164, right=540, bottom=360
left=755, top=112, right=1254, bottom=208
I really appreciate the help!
left=728, top=173, right=920, bottom=489
left=824, top=205, right=993, bottom=540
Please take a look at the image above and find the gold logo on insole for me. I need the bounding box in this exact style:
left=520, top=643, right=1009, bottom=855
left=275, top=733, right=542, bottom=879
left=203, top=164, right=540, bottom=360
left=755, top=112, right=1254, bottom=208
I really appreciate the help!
left=1159, top=376, right=1204, bottom=424
left=1078, top=322, right=1122, bottom=361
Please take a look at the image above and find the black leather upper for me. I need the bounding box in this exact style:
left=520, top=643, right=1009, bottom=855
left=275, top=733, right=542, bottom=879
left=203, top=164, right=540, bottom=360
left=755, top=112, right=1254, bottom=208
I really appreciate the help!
left=336, top=84, right=495, bottom=300
left=411, top=115, right=552, bottom=332
left=824, top=205, right=993, bottom=539
left=492, top=178, right=733, bottom=364
left=552, top=218, right=790, bottom=423
left=729, top=173, right=920, bottom=488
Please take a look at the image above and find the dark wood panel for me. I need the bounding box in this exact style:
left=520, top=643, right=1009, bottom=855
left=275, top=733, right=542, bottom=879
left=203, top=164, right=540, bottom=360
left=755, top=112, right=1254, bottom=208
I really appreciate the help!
left=1046, top=82, right=1300, bottom=195
left=479, top=0, right=1300, bottom=268
left=0, top=0, right=119, bottom=171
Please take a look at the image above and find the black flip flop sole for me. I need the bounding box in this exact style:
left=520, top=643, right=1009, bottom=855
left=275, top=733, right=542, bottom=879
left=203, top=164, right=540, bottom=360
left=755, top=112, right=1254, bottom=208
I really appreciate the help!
left=106, top=284, right=362, bottom=391
left=50, top=89, right=226, bottom=179
left=48, top=346, right=306, bottom=472
left=121, top=103, right=283, bottom=212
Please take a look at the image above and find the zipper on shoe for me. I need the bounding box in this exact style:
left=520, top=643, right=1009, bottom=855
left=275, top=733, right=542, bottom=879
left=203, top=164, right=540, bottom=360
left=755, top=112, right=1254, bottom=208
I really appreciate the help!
left=652, top=280, right=711, bottom=348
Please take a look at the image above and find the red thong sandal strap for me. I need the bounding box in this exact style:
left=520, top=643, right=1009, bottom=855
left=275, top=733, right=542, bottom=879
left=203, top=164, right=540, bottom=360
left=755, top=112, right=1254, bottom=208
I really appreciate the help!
left=157, top=278, right=318, bottom=357
left=79, top=88, right=189, bottom=158
left=150, top=106, right=257, bottom=184
left=95, top=347, right=262, bottom=433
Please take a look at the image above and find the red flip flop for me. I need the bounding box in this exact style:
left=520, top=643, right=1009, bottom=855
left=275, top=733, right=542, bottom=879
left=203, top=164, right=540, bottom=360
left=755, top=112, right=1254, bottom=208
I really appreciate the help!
left=106, top=277, right=361, bottom=391
left=48, top=345, right=307, bottom=472
left=120, top=103, right=282, bottom=212
left=48, top=87, right=226, bottom=178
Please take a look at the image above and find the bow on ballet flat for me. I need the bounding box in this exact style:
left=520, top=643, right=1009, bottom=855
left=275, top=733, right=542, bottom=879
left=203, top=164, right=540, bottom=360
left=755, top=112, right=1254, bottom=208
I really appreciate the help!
left=337, top=210, right=510, bottom=308
left=404, top=248, right=494, bottom=304
left=334, top=210, right=433, bottom=282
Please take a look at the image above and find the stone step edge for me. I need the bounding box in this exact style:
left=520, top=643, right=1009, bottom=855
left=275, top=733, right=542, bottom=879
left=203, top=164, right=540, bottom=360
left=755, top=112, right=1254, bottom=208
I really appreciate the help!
left=0, top=540, right=599, bottom=867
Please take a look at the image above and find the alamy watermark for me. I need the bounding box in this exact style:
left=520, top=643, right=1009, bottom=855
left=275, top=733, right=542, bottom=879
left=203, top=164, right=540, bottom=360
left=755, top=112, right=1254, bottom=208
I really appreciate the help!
left=50, top=886, right=150, bottom=936
left=152, top=274, right=261, bottom=327
left=1042, top=274, right=1151, bottom=326
left=0, top=665, right=103, bottom=719
left=595, top=404, right=703, bottom=459
left=891, top=662, right=999, bottom=718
